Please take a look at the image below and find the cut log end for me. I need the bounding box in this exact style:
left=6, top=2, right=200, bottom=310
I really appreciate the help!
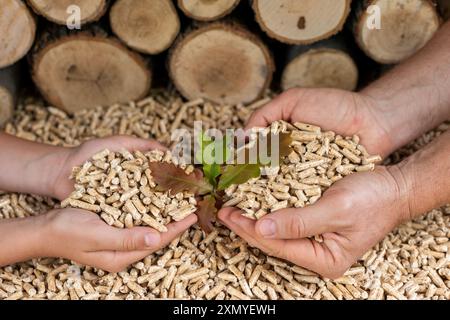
left=27, top=0, right=108, bottom=25
left=0, top=0, right=36, bottom=68
left=178, top=0, right=240, bottom=21
left=32, top=34, right=152, bottom=113
left=282, top=48, right=359, bottom=91
left=169, top=23, right=274, bottom=105
left=110, top=0, right=180, bottom=55
left=355, top=0, right=440, bottom=64
left=177, top=0, right=240, bottom=21
left=0, top=86, right=14, bottom=127
left=253, top=0, right=351, bottom=44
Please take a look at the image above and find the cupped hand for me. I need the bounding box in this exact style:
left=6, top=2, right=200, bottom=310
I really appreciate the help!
left=50, top=136, right=166, bottom=200
left=246, top=88, right=393, bottom=157
left=38, top=208, right=197, bottom=273
left=218, top=166, right=410, bottom=279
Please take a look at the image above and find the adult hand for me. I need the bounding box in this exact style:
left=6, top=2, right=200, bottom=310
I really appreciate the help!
left=246, top=88, right=393, bottom=157
left=219, top=87, right=410, bottom=278
left=219, top=166, right=410, bottom=279
left=37, top=208, right=197, bottom=272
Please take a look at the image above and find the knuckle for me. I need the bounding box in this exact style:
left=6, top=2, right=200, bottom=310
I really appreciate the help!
left=337, top=195, right=353, bottom=212
left=122, top=236, right=138, bottom=251
left=288, top=214, right=306, bottom=238
left=251, top=109, right=265, bottom=122
left=328, top=189, right=353, bottom=211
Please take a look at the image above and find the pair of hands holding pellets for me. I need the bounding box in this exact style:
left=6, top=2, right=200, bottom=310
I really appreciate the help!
left=1, top=22, right=450, bottom=278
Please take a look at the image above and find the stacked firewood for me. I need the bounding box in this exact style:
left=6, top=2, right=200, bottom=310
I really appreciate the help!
left=0, top=0, right=446, bottom=124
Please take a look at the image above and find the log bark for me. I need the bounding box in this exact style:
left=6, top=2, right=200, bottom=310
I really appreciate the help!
left=437, top=0, right=450, bottom=20
left=0, top=0, right=36, bottom=68
left=353, top=0, right=441, bottom=64
left=281, top=36, right=359, bottom=91
left=178, top=0, right=240, bottom=21
left=110, top=0, right=180, bottom=55
left=0, top=64, right=21, bottom=127
left=27, top=0, right=108, bottom=25
left=31, top=27, right=152, bottom=113
left=169, top=22, right=274, bottom=105
left=252, top=0, right=352, bottom=44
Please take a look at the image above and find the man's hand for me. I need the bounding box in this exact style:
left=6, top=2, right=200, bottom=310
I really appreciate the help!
left=219, top=166, right=410, bottom=279
left=49, top=136, right=166, bottom=200
left=218, top=87, right=411, bottom=278
left=36, top=208, right=197, bottom=273
left=246, top=88, right=393, bottom=157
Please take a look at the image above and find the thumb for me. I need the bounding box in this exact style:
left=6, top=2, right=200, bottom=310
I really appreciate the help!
left=109, top=227, right=162, bottom=251
left=245, top=89, right=300, bottom=130
left=93, top=214, right=198, bottom=251
left=255, top=196, right=340, bottom=240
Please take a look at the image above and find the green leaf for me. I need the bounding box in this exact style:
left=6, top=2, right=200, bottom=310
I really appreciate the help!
left=203, top=163, right=221, bottom=187
left=217, top=164, right=261, bottom=191
left=149, top=162, right=213, bottom=195
left=196, top=195, right=218, bottom=233
left=195, top=131, right=213, bottom=164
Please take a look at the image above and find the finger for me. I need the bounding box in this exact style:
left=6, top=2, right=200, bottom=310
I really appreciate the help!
left=107, top=213, right=195, bottom=267
left=83, top=215, right=198, bottom=273
left=158, top=214, right=198, bottom=248
left=255, top=202, right=338, bottom=240
left=218, top=208, right=333, bottom=275
left=91, top=214, right=197, bottom=252
left=245, top=89, right=302, bottom=130
left=97, top=136, right=168, bottom=152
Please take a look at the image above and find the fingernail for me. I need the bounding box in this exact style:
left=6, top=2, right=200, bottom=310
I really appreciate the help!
left=145, top=233, right=160, bottom=247
left=258, top=219, right=276, bottom=238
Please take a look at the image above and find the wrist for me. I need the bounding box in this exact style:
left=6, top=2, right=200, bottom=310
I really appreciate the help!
left=385, top=164, right=415, bottom=223
left=29, top=214, right=52, bottom=258
left=361, top=83, right=450, bottom=157
left=357, top=93, right=396, bottom=158
left=391, top=131, right=450, bottom=219
left=0, top=215, right=50, bottom=266
left=33, top=210, right=63, bottom=258
left=26, top=146, right=72, bottom=199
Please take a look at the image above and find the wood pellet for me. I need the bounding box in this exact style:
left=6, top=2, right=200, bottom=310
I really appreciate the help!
left=0, top=92, right=449, bottom=300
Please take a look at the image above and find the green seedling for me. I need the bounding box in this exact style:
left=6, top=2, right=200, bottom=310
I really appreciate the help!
left=149, top=130, right=293, bottom=233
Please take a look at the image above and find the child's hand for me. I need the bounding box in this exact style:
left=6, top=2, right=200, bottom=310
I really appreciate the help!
left=37, top=208, right=197, bottom=272
left=49, top=136, right=166, bottom=200
left=0, top=133, right=165, bottom=200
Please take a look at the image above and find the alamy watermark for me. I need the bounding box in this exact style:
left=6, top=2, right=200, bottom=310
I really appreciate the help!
left=366, top=5, right=382, bottom=30
left=66, top=5, right=81, bottom=30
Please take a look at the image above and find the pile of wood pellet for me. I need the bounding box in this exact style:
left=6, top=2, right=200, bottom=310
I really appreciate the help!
left=0, top=92, right=449, bottom=300
left=224, top=120, right=381, bottom=220
left=63, top=149, right=197, bottom=232
left=3, top=90, right=270, bottom=147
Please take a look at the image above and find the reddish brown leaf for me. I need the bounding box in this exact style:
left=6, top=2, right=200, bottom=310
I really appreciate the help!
left=235, top=132, right=293, bottom=166
left=149, top=162, right=212, bottom=195
left=196, top=195, right=218, bottom=233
